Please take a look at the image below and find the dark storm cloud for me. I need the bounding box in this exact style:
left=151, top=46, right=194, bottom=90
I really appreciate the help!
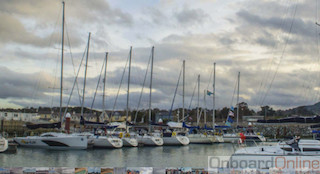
left=0, top=66, right=54, bottom=99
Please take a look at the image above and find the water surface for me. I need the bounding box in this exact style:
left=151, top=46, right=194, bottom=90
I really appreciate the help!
left=0, top=144, right=243, bottom=167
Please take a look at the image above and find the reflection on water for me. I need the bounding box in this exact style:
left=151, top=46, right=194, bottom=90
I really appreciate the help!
left=0, top=144, right=242, bottom=167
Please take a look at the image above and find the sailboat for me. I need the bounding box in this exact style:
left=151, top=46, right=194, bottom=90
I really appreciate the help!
left=208, top=62, right=224, bottom=143
left=222, top=72, right=266, bottom=143
left=136, top=46, right=164, bottom=146
left=14, top=2, right=88, bottom=150
left=160, top=60, right=189, bottom=146
left=77, top=52, right=123, bottom=149
left=161, top=122, right=190, bottom=146
left=186, top=74, right=215, bottom=144
left=109, top=47, right=139, bottom=147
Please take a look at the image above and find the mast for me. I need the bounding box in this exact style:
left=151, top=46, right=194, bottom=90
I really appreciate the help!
left=182, top=60, right=185, bottom=123
left=236, top=72, right=240, bottom=127
left=81, top=32, right=91, bottom=118
left=102, top=52, right=108, bottom=119
left=149, top=46, right=154, bottom=132
left=204, top=90, right=206, bottom=126
left=126, top=47, right=132, bottom=133
left=264, top=106, right=267, bottom=120
left=59, top=1, right=65, bottom=124
left=213, top=62, right=216, bottom=128
left=197, top=74, right=200, bottom=126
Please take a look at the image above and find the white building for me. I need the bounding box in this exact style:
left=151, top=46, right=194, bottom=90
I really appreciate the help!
left=0, top=111, right=38, bottom=122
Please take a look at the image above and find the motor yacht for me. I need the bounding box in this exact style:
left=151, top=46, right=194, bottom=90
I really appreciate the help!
left=14, top=132, right=88, bottom=150
left=234, top=139, right=320, bottom=156
left=229, top=138, right=320, bottom=169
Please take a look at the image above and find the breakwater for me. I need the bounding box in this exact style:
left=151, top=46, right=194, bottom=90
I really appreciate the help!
left=254, top=124, right=314, bottom=139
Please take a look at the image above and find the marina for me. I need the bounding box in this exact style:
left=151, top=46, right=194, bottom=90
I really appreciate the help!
left=2, top=0, right=320, bottom=172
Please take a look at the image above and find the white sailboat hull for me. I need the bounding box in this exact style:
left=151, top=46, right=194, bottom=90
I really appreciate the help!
left=188, top=134, right=214, bottom=144
left=14, top=133, right=88, bottom=150
left=213, top=135, right=224, bottom=143
left=163, top=136, right=189, bottom=146
left=137, top=136, right=163, bottom=146
left=122, top=137, right=138, bottom=147
left=0, top=137, right=8, bottom=153
left=91, top=136, right=123, bottom=148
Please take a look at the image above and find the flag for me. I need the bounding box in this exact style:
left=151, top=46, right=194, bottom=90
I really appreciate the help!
left=228, top=110, right=234, bottom=117
left=207, top=90, right=213, bottom=96
left=225, top=121, right=231, bottom=126
left=230, top=106, right=234, bottom=111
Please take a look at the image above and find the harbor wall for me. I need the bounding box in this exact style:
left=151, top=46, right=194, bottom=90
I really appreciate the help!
left=254, top=124, right=313, bottom=139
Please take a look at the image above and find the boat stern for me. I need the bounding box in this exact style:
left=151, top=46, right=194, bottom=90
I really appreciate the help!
left=123, top=137, right=138, bottom=147
left=177, top=136, right=190, bottom=145
left=109, top=137, right=123, bottom=148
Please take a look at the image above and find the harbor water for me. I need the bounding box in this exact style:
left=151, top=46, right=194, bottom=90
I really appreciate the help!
left=0, top=144, right=240, bottom=167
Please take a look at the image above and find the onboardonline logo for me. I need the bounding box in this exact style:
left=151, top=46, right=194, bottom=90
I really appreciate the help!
left=208, top=155, right=320, bottom=171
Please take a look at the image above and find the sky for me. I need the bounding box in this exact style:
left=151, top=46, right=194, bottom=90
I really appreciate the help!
left=1, top=0, right=320, bottom=112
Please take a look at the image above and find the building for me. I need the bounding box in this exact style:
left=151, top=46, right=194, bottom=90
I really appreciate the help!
left=0, top=111, right=37, bottom=122
left=109, top=111, right=131, bottom=122
left=38, top=109, right=52, bottom=121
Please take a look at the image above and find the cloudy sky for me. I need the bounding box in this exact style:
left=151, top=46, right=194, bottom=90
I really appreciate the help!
left=1, top=0, right=320, bottom=112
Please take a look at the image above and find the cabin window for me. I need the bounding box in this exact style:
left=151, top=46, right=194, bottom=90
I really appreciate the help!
left=302, top=148, right=320, bottom=151
left=41, top=134, right=55, bottom=137
left=4, top=113, right=7, bottom=117
left=14, top=114, right=18, bottom=117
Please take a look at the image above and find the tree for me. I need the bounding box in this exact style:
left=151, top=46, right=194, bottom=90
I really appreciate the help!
left=258, top=106, right=276, bottom=117
left=238, top=102, right=254, bottom=117
left=218, top=107, right=230, bottom=120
